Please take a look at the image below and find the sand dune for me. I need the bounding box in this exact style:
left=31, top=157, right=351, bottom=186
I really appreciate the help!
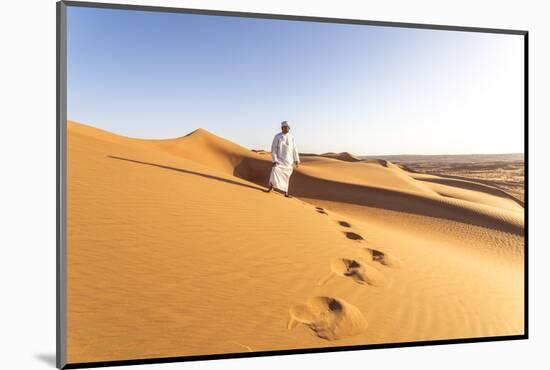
left=66, top=120, right=525, bottom=364
left=371, top=154, right=525, bottom=203
left=320, top=152, right=363, bottom=162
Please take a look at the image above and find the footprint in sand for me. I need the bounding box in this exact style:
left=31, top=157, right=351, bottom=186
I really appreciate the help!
left=315, top=207, right=328, bottom=215
left=344, top=231, right=364, bottom=241
left=287, top=296, right=368, bottom=340
left=318, top=258, right=386, bottom=287
left=338, top=221, right=351, bottom=228
left=356, top=247, right=399, bottom=268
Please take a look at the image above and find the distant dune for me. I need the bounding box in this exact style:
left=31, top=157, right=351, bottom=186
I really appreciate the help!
left=320, top=152, right=363, bottom=162
left=66, top=120, right=525, bottom=364
left=360, top=153, right=524, bottom=163
left=363, top=154, right=525, bottom=203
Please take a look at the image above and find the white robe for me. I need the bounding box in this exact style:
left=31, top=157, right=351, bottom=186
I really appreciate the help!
left=269, top=132, right=300, bottom=192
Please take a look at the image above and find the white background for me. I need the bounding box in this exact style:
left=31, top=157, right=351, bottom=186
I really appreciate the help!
left=0, top=0, right=547, bottom=369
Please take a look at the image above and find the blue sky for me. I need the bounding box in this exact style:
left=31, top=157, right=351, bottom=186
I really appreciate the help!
left=67, top=6, right=524, bottom=155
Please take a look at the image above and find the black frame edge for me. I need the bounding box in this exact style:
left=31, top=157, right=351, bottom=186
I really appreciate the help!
left=523, top=31, right=529, bottom=339
left=57, top=1, right=68, bottom=369
left=63, top=335, right=527, bottom=369
left=62, top=0, right=527, bottom=35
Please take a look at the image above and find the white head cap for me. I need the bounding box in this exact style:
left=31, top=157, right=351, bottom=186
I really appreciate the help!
left=281, top=121, right=290, bottom=128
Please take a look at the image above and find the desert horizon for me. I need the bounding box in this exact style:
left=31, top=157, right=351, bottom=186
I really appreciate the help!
left=66, top=119, right=524, bottom=364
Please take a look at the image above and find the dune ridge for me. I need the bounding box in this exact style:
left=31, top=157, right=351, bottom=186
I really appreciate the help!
left=320, top=152, right=363, bottom=162
left=148, top=126, right=523, bottom=235
left=66, top=120, right=524, bottom=364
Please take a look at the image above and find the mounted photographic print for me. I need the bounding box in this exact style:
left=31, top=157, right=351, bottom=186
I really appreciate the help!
left=56, top=1, right=528, bottom=368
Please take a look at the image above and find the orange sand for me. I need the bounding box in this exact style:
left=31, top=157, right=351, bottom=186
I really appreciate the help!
left=66, top=120, right=524, bottom=364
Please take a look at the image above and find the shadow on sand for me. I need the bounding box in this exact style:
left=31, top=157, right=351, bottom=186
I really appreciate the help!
left=109, top=155, right=523, bottom=236
left=233, top=156, right=523, bottom=235
left=108, top=156, right=266, bottom=192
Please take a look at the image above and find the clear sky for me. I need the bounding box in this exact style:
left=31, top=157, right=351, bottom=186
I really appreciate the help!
left=67, top=6, right=524, bottom=155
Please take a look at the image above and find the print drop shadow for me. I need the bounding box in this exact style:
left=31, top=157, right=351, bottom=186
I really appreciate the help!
left=33, top=353, right=56, bottom=367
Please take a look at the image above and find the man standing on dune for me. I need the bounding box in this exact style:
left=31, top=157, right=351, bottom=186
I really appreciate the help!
left=266, top=121, right=300, bottom=198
